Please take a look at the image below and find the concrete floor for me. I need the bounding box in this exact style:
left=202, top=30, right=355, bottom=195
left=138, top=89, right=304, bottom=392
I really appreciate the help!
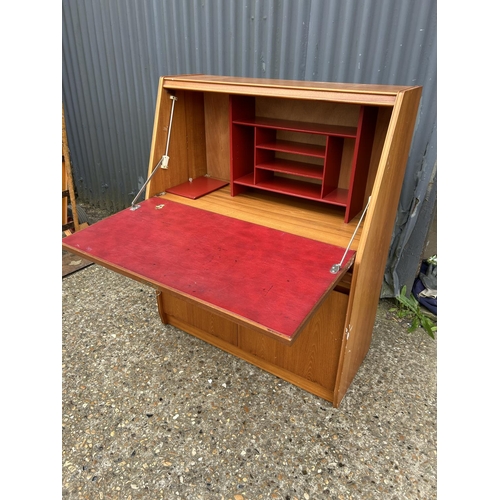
left=61, top=204, right=436, bottom=499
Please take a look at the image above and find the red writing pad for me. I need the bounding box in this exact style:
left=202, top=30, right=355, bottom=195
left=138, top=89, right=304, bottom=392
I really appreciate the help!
left=62, top=198, right=355, bottom=340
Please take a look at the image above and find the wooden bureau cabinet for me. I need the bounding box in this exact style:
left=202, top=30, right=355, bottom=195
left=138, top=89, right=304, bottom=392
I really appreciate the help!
left=63, top=75, right=422, bottom=407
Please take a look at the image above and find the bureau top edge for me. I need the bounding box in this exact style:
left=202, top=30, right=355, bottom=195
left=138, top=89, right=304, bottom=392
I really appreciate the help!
left=161, top=74, right=421, bottom=106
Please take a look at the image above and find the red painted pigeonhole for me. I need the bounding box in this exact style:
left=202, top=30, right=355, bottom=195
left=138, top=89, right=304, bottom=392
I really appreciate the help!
left=63, top=75, right=422, bottom=407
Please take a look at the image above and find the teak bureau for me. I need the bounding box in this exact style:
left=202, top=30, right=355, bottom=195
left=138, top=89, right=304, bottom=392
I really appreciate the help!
left=63, top=75, right=422, bottom=407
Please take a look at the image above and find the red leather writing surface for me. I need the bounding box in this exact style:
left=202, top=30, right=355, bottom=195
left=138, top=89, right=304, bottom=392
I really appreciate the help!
left=63, top=198, right=355, bottom=339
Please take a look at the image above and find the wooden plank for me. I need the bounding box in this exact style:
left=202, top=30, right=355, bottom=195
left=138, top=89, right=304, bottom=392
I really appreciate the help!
left=165, top=313, right=337, bottom=402
left=160, top=290, right=349, bottom=402
left=157, top=186, right=365, bottom=250
left=252, top=176, right=323, bottom=201
left=145, top=79, right=174, bottom=199
left=257, top=139, right=326, bottom=158
left=163, top=75, right=403, bottom=106
left=238, top=289, right=348, bottom=393
left=230, top=125, right=255, bottom=189
left=256, top=96, right=360, bottom=130
left=146, top=87, right=190, bottom=198
left=344, top=105, right=378, bottom=222
left=166, top=81, right=397, bottom=105
left=233, top=117, right=357, bottom=137
left=62, top=104, right=79, bottom=231
left=242, top=177, right=350, bottom=208
left=230, top=95, right=256, bottom=197
left=62, top=160, right=68, bottom=226
left=165, top=74, right=412, bottom=93
left=256, top=159, right=324, bottom=179
left=204, top=92, right=230, bottom=180
left=333, top=86, right=423, bottom=406
left=62, top=249, right=93, bottom=277
left=322, top=136, right=343, bottom=196
left=159, top=290, right=239, bottom=346
left=364, top=107, right=393, bottom=202
left=185, top=90, right=208, bottom=180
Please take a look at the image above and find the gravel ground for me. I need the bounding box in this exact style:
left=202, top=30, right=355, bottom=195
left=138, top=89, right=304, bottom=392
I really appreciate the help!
left=61, top=203, right=437, bottom=500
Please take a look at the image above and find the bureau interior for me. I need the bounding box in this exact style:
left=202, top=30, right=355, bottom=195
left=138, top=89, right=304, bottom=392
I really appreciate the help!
left=146, top=88, right=393, bottom=224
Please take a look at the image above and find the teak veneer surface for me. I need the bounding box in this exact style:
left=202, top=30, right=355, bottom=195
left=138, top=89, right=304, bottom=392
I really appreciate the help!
left=158, top=286, right=349, bottom=402
left=165, top=74, right=413, bottom=93
left=162, top=75, right=416, bottom=105
left=64, top=74, right=422, bottom=407
left=333, top=86, right=423, bottom=404
left=157, top=186, right=364, bottom=251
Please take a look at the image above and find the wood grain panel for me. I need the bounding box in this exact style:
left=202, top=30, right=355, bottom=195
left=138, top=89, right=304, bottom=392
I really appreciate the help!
left=159, top=187, right=364, bottom=250
left=364, top=107, right=393, bottom=202
left=255, top=97, right=360, bottom=128
left=204, top=92, right=230, bottom=180
left=162, top=76, right=399, bottom=106
left=333, top=86, right=423, bottom=406
left=338, top=139, right=355, bottom=189
left=238, top=290, right=348, bottom=392
left=184, top=91, right=207, bottom=180
left=159, top=289, right=238, bottom=345
left=165, top=314, right=337, bottom=402
left=345, top=106, right=378, bottom=222
left=164, top=74, right=410, bottom=94
left=146, top=85, right=189, bottom=198
left=62, top=160, right=68, bottom=225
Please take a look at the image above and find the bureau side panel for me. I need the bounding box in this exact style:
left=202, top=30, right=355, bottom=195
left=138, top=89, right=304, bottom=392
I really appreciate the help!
left=146, top=88, right=207, bottom=198
left=333, top=87, right=423, bottom=406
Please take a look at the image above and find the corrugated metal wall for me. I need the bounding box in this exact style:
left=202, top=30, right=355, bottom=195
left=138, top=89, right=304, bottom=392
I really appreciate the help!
left=62, top=0, right=437, bottom=296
